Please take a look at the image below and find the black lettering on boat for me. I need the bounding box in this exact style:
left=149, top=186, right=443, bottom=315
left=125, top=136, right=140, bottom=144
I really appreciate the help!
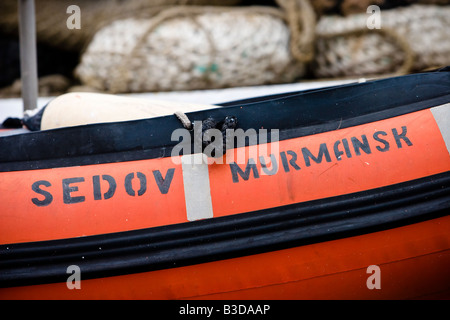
left=302, top=143, right=332, bottom=167
left=280, top=150, right=301, bottom=172
left=333, top=140, right=344, bottom=161
left=342, top=138, right=352, bottom=158
left=62, top=177, right=85, bottom=204
left=259, top=154, right=278, bottom=175
left=93, top=175, right=117, bottom=200
left=351, top=135, right=372, bottom=156
left=230, top=159, right=259, bottom=183
left=392, top=126, right=413, bottom=148
left=153, top=168, right=175, bottom=194
left=124, top=172, right=147, bottom=197
left=228, top=125, right=413, bottom=183
left=373, top=131, right=390, bottom=152
left=30, top=166, right=177, bottom=207
left=31, top=180, right=53, bottom=207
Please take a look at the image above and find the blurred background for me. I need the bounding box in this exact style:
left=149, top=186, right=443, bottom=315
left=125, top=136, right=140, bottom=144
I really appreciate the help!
left=0, top=0, right=449, bottom=98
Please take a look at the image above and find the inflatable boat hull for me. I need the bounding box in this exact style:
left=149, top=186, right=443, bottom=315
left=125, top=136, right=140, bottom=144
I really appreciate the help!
left=1, top=70, right=449, bottom=299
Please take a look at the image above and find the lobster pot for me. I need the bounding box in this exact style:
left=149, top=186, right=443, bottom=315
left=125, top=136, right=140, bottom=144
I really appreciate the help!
left=314, top=4, right=450, bottom=78
left=75, top=7, right=307, bottom=93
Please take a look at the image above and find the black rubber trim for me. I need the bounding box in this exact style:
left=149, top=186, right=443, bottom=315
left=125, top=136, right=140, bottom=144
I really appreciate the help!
left=0, top=70, right=449, bottom=172
left=1, top=172, right=449, bottom=288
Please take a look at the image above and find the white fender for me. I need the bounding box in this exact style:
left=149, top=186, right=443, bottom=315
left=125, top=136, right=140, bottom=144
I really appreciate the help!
left=41, top=92, right=219, bottom=130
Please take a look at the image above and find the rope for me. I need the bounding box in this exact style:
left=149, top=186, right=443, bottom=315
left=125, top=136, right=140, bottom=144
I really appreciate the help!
left=174, top=112, right=238, bottom=156
left=275, top=0, right=317, bottom=62
left=174, top=111, right=193, bottom=130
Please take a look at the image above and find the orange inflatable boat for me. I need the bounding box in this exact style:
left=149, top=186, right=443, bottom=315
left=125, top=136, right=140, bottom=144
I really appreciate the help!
left=0, top=69, right=449, bottom=299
